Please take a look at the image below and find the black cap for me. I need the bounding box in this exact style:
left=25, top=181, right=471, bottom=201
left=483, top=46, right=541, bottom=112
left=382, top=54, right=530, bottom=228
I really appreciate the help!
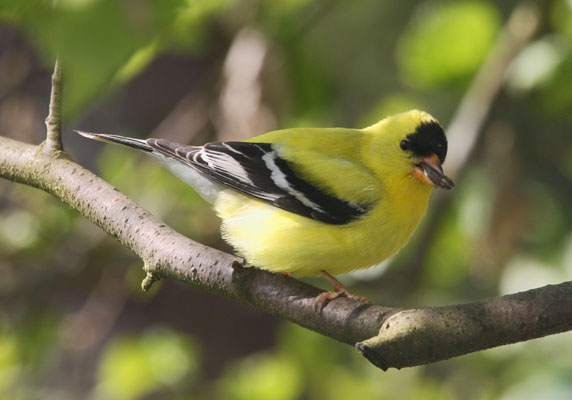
left=406, top=121, right=447, bottom=164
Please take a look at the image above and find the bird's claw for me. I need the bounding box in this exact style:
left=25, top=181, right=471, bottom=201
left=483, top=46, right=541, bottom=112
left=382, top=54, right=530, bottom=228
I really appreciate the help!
left=316, top=288, right=372, bottom=307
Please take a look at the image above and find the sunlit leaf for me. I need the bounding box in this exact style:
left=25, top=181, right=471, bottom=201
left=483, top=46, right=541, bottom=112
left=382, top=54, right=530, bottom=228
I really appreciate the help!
left=397, top=1, right=501, bottom=88
left=97, top=337, right=157, bottom=400
left=499, top=256, right=562, bottom=295
left=96, top=327, right=198, bottom=400
left=0, top=0, right=230, bottom=118
left=0, top=334, right=20, bottom=392
left=219, top=353, right=302, bottom=400
left=0, top=210, right=39, bottom=251
left=505, top=36, right=568, bottom=94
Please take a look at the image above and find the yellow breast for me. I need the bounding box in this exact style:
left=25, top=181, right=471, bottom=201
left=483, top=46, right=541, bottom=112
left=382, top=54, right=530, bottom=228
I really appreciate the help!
left=214, top=174, right=432, bottom=277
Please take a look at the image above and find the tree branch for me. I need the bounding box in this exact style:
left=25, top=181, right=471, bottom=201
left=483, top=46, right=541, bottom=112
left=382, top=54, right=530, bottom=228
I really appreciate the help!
left=445, top=1, right=541, bottom=176
left=42, top=57, right=64, bottom=155
left=1, top=134, right=572, bottom=370
left=357, top=282, right=572, bottom=370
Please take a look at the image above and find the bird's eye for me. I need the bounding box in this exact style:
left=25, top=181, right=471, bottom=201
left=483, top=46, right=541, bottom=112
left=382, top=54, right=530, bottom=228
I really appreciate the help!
left=400, top=140, right=410, bottom=151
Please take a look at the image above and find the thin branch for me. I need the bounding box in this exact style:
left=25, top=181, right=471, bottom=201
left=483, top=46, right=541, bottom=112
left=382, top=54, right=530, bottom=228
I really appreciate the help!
left=42, top=57, right=64, bottom=154
left=445, top=1, right=541, bottom=177
left=1, top=134, right=572, bottom=370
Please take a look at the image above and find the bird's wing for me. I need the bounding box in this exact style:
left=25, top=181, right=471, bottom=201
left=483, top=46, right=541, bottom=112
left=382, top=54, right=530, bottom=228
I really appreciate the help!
left=147, top=139, right=371, bottom=225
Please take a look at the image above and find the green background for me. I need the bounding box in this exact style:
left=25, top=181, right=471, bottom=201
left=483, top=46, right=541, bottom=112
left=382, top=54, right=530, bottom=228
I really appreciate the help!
left=1, top=0, right=572, bottom=398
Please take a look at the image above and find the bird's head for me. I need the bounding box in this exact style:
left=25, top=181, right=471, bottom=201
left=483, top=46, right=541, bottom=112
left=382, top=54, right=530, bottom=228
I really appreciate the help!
left=363, top=110, right=454, bottom=190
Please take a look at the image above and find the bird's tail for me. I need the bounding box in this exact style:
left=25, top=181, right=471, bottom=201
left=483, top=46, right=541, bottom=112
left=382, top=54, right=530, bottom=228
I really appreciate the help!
left=74, top=130, right=153, bottom=153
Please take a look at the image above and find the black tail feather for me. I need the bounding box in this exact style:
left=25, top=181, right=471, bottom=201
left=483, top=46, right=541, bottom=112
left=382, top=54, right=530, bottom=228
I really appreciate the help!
left=74, top=130, right=153, bottom=152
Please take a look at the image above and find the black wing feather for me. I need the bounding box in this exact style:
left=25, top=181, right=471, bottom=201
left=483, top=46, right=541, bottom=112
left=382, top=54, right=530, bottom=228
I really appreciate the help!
left=146, top=139, right=370, bottom=225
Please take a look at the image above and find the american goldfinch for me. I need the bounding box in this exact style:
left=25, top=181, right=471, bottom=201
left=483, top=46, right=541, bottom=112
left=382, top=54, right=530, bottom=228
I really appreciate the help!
left=76, top=110, right=453, bottom=303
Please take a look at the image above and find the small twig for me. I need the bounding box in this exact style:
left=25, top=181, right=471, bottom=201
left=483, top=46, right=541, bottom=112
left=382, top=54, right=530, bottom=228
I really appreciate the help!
left=141, top=269, right=162, bottom=292
left=445, top=1, right=540, bottom=176
left=42, top=57, right=64, bottom=154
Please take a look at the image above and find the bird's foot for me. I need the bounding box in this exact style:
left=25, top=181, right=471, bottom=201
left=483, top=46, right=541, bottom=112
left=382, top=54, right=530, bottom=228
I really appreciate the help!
left=316, top=270, right=371, bottom=306
left=316, top=288, right=371, bottom=305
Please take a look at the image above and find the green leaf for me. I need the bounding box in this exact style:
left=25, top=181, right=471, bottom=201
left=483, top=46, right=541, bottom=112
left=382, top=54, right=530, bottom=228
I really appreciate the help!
left=219, top=354, right=302, bottom=400
left=96, top=327, right=198, bottom=400
left=397, top=1, right=501, bottom=89
left=0, top=0, right=231, bottom=117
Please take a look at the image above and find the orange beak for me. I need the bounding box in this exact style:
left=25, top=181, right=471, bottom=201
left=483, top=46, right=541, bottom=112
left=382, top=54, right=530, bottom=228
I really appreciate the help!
left=412, top=153, right=454, bottom=190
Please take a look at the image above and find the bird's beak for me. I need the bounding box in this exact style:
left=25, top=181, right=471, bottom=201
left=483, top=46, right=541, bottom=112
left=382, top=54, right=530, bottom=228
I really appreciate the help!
left=412, top=154, right=454, bottom=190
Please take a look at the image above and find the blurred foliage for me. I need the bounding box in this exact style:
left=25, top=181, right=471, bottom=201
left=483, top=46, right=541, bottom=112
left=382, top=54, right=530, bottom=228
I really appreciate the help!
left=0, top=0, right=232, bottom=116
left=95, top=327, right=199, bottom=400
left=397, top=1, right=501, bottom=89
left=1, top=0, right=572, bottom=398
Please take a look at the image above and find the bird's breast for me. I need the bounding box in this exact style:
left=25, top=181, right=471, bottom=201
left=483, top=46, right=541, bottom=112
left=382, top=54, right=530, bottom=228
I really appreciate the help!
left=214, top=180, right=432, bottom=276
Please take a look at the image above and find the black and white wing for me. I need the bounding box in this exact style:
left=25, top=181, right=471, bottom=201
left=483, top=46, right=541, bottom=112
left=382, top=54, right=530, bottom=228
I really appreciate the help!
left=75, top=131, right=370, bottom=225
left=150, top=140, right=371, bottom=225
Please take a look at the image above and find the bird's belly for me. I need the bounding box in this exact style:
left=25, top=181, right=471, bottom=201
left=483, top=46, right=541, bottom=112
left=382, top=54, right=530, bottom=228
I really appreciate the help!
left=214, top=190, right=429, bottom=276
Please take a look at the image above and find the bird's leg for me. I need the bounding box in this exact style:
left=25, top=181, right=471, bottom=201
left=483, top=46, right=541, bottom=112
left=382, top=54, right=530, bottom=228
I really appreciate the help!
left=316, top=270, right=371, bottom=305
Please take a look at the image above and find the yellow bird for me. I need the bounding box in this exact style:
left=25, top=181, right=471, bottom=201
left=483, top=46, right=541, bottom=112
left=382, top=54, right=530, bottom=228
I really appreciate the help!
left=76, top=110, right=453, bottom=303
